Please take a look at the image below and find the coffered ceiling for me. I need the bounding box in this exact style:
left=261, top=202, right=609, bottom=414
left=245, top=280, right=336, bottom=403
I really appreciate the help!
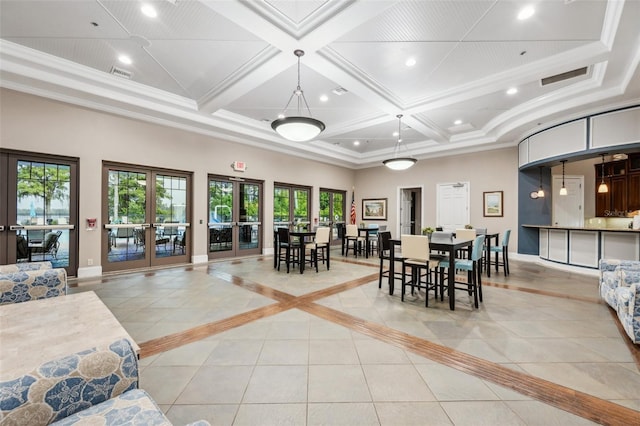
left=1, top=0, right=639, bottom=168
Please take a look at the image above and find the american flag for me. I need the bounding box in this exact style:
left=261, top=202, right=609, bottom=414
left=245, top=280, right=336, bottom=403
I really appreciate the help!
left=350, top=192, right=356, bottom=224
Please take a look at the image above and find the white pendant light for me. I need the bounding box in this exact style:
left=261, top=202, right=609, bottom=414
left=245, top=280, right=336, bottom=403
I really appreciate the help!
left=559, top=160, right=568, bottom=195
left=537, top=166, right=545, bottom=197
left=271, top=50, right=325, bottom=142
left=598, top=154, right=609, bottom=193
left=383, top=114, right=417, bottom=171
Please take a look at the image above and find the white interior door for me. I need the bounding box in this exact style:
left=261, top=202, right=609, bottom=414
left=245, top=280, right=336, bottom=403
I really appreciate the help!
left=552, top=175, right=584, bottom=227
left=436, top=182, right=470, bottom=231
left=400, top=189, right=412, bottom=235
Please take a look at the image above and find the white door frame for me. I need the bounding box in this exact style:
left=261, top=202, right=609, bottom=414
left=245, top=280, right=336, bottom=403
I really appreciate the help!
left=396, top=185, right=424, bottom=236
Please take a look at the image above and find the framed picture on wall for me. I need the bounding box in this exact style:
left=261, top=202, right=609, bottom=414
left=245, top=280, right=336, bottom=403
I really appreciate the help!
left=362, top=198, right=387, bottom=220
left=483, top=191, right=503, bottom=217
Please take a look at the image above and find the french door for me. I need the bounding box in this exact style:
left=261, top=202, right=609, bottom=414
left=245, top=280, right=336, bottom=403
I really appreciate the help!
left=319, top=188, right=345, bottom=244
left=208, top=175, right=263, bottom=259
left=0, top=150, right=78, bottom=276
left=102, top=163, right=191, bottom=272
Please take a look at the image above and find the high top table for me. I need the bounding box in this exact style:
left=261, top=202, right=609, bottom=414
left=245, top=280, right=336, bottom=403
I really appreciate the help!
left=0, top=291, right=139, bottom=381
left=289, top=230, right=317, bottom=274
left=388, top=237, right=473, bottom=311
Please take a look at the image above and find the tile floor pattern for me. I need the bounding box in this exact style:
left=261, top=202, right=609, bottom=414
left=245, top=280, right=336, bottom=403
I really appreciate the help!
left=70, top=250, right=640, bottom=426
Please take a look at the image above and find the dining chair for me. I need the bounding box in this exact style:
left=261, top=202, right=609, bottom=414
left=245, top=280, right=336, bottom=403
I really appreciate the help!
left=438, top=234, right=486, bottom=308
left=345, top=224, right=365, bottom=257
left=400, top=235, right=441, bottom=307
left=490, top=229, right=511, bottom=275
left=276, top=227, right=299, bottom=273
left=305, top=226, right=331, bottom=272
left=377, top=231, right=404, bottom=289
left=454, top=229, right=476, bottom=259
left=367, top=223, right=380, bottom=255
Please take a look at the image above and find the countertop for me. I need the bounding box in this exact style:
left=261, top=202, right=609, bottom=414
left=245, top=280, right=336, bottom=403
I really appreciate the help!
left=522, top=224, right=640, bottom=233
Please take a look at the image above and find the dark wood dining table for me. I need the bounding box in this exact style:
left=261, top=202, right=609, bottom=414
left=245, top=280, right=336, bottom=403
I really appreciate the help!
left=388, top=236, right=474, bottom=311
left=357, top=227, right=378, bottom=258
left=290, top=230, right=317, bottom=274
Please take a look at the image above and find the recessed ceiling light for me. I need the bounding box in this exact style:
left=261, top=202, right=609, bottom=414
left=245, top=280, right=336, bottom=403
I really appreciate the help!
left=319, top=94, right=328, bottom=102
left=517, top=5, right=535, bottom=20
left=507, top=87, right=518, bottom=95
left=392, top=131, right=399, bottom=137
left=118, top=55, right=132, bottom=65
left=353, top=140, right=360, bottom=146
left=141, top=4, right=157, bottom=18
left=405, top=57, right=416, bottom=67
left=454, top=119, right=462, bottom=125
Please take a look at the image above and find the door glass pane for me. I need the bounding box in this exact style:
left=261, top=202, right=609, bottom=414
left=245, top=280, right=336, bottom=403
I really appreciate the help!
left=319, top=191, right=330, bottom=223
left=273, top=187, right=290, bottom=226
left=209, top=180, right=233, bottom=253
left=107, top=170, right=146, bottom=262
left=333, top=193, right=344, bottom=222
left=155, top=175, right=187, bottom=258
left=239, top=183, right=259, bottom=250
left=16, top=160, right=71, bottom=268
left=293, top=189, right=309, bottom=225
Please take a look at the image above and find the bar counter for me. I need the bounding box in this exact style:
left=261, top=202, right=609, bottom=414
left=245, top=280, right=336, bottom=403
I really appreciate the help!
left=522, top=224, right=640, bottom=268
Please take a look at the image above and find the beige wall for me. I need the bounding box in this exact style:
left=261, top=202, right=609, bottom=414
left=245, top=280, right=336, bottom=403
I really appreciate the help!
left=0, top=89, right=355, bottom=271
left=355, top=148, right=519, bottom=244
left=1, top=88, right=520, bottom=275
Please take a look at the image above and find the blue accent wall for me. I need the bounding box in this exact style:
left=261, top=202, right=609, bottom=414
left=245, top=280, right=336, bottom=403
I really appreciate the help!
left=518, top=168, right=552, bottom=254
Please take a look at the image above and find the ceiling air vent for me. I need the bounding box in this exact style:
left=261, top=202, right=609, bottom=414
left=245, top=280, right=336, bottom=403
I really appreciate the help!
left=110, top=66, right=133, bottom=80
left=541, top=67, right=588, bottom=86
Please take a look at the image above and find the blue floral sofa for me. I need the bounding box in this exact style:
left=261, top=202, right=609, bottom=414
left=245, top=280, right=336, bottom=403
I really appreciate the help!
left=0, top=262, right=67, bottom=305
left=599, top=259, right=640, bottom=344
left=0, top=261, right=53, bottom=273
left=0, top=338, right=210, bottom=426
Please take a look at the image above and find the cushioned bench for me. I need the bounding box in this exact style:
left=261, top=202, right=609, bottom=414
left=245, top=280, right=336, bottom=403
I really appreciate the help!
left=0, top=338, right=210, bottom=426
left=599, top=259, right=640, bottom=344
left=0, top=266, right=67, bottom=305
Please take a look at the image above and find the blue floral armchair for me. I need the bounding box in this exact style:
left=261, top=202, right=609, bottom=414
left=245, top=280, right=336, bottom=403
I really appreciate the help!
left=599, top=259, right=640, bottom=344
left=0, top=339, right=210, bottom=426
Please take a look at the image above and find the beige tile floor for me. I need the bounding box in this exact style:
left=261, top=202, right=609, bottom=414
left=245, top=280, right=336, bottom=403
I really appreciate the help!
left=71, top=249, right=640, bottom=425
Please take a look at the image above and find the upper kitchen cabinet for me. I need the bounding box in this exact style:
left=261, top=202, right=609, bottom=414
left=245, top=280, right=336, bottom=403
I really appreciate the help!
left=596, top=153, right=640, bottom=216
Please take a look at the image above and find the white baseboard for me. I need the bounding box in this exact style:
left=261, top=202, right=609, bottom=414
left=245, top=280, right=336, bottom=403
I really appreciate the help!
left=191, top=254, right=209, bottom=264
left=76, top=265, right=102, bottom=278
left=511, top=252, right=599, bottom=277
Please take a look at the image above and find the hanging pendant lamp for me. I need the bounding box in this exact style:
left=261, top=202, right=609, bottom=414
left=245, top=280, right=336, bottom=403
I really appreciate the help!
left=559, top=160, right=568, bottom=195
left=271, top=50, right=325, bottom=142
left=598, top=154, right=609, bottom=193
left=382, top=114, right=417, bottom=171
left=537, top=166, right=545, bottom=197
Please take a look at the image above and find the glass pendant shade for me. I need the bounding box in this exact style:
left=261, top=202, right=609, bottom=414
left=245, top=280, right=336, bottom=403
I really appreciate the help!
left=271, top=117, right=325, bottom=142
left=383, top=157, right=417, bottom=171
left=383, top=114, right=417, bottom=170
left=598, top=182, right=609, bottom=193
left=559, top=187, right=568, bottom=196
left=272, top=50, right=325, bottom=142
left=597, top=154, right=608, bottom=193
